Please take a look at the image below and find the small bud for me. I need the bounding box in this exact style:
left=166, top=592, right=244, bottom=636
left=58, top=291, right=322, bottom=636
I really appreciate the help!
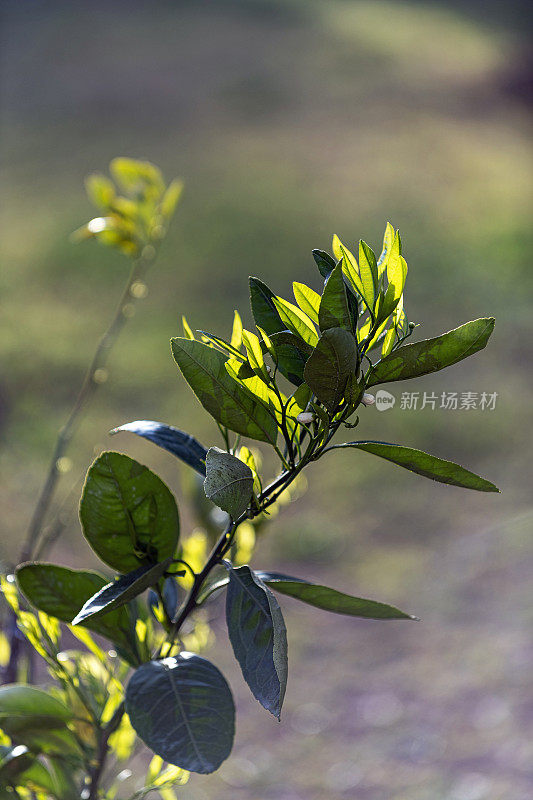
left=296, top=411, right=314, bottom=424
left=362, top=393, right=375, bottom=406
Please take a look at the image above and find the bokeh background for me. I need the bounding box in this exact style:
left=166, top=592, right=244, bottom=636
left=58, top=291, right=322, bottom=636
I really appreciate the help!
left=1, top=1, right=532, bottom=798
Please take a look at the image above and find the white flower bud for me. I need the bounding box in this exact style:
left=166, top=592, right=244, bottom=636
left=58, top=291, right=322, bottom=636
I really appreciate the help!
left=362, top=393, right=375, bottom=406
left=296, top=412, right=314, bottom=424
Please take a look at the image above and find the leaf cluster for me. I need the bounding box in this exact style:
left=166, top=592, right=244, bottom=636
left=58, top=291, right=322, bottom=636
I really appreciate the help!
left=3, top=221, right=498, bottom=795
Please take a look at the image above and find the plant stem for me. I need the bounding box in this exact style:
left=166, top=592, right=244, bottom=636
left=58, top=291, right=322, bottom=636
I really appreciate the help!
left=2, top=250, right=157, bottom=686
left=20, top=249, right=156, bottom=563
left=87, top=701, right=125, bottom=800
left=161, top=453, right=313, bottom=656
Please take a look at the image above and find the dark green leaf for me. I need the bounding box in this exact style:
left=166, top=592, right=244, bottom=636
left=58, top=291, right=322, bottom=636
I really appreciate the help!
left=171, top=337, right=278, bottom=443
left=249, top=277, right=307, bottom=385
left=15, top=563, right=139, bottom=664
left=80, top=451, right=180, bottom=573
left=249, top=276, right=286, bottom=335
left=0, top=745, right=33, bottom=785
left=204, top=448, right=254, bottom=519
left=110, top=421, right=207, bottom=476
left=312, top=249, right=336, bottom=279
left=303, top=327, right=358, bottom=413
left=126, top=653, right=235, bottom=774
left=324, top=440, right=499, bottom=492
left=72, top=558, right=173, bottom=626
left=201, top=572, right=414, bottom=621
left=269, top=331, right=314, bottom=358
left=225, top=564, right=288, bottom=719
left=319, top=261, right=352, bottom=332
left=367, top=318, right=495, bottom=386
left=256, top=573, right=416, bottom=619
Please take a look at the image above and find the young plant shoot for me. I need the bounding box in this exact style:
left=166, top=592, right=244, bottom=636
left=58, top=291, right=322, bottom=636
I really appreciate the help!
left=4, top=219, right=498, bottom=797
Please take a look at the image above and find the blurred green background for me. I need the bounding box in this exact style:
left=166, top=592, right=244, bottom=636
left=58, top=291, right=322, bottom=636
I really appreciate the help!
left=1, top=1, right=532, bottom=798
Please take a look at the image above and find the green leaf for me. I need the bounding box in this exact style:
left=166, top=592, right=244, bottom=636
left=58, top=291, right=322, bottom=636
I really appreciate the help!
left=204, top=448, right=253, bottom=519
left=171, top=337, right=278, bottom=444
left=72, top=558, right=174, bottom=626
left=324, top=441, right=499, bottom=492
left=256, top=573, right=416, bottom=619
left=110, top=157, right=164, bottom=197
left=332, top=236, right=367, bottom=304
left=230, top=310, right=243, bottom=350
left=126, top=653, right=235, bottom=774
left=250, top=277, right=308, bottom=385
left=269, top=330, right=314, bottom=358
left=15, top=563, right=139, bottom=664
left=85, top=173, right=115, bottom=210
left=225, top=564, right=288, bottom=719
left=303, top=327, right=358, bottom=413
left=272, top=296, right=318, bottom=346
left=18, top=757, right=79, bottom=800
left=160, top=178, right=184, bottom=220
left=318, top=260, right=352, bottom=332
left=80, top=451, right=180, bottom=573
left=7, top=727, right=81, bottom=759
left=242, top=329, right=269, bottom=382
left=386, top=231, right=405, bottom=301
left=367, top=318, right=495, bottom=386
left=110, top=420, right=207, bottom=476
left=197, top=329, right=246, bottom=361
left=359, top=240, right=378, bottom=303
left=293, top=282, right=320, bottom=325
left=312, top=249, right=336, bottom=279
left=377, top=221, right=395, bottom=277
left=0, top=685, right=72, bottom=733
left=249, top=277, right=285, bottom=335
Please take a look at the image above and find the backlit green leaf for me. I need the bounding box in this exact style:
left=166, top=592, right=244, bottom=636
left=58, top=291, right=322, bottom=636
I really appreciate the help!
left=324, top=441, right=499, bottom=492
left=15, top=563, right=139, bottom=664
left=160, top=178, right=183, bottom=220
left=293, top=282, right=320, bottom=325
left=171, top=337, right=278, bottom=443
left=242, top=329, right=269, bottom=382
left=377, top=221, right=395, bottom=277
left=272, top=296, right=318, bottom=346
left=359, top=240, right=378, bottom=305
left=80, top=452, right=180, bottom=574
left=85, top=173, right=115, bottom=210
left=367, top=318, right=495, bottom=386
left=256, top=572, right=416, bottom=619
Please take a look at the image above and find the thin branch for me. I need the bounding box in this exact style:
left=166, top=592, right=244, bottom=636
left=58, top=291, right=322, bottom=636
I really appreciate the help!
left=21, top=249, right=157, bottom=563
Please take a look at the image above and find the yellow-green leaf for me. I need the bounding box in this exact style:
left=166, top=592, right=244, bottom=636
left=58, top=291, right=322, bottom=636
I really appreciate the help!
left=272, top=297, right=318, bottom=346
left=292, top=282, right=320, bottom=324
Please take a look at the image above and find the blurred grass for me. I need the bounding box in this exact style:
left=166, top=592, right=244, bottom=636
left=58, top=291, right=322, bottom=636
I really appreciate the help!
left=1, top=1, right=532, bottom=798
